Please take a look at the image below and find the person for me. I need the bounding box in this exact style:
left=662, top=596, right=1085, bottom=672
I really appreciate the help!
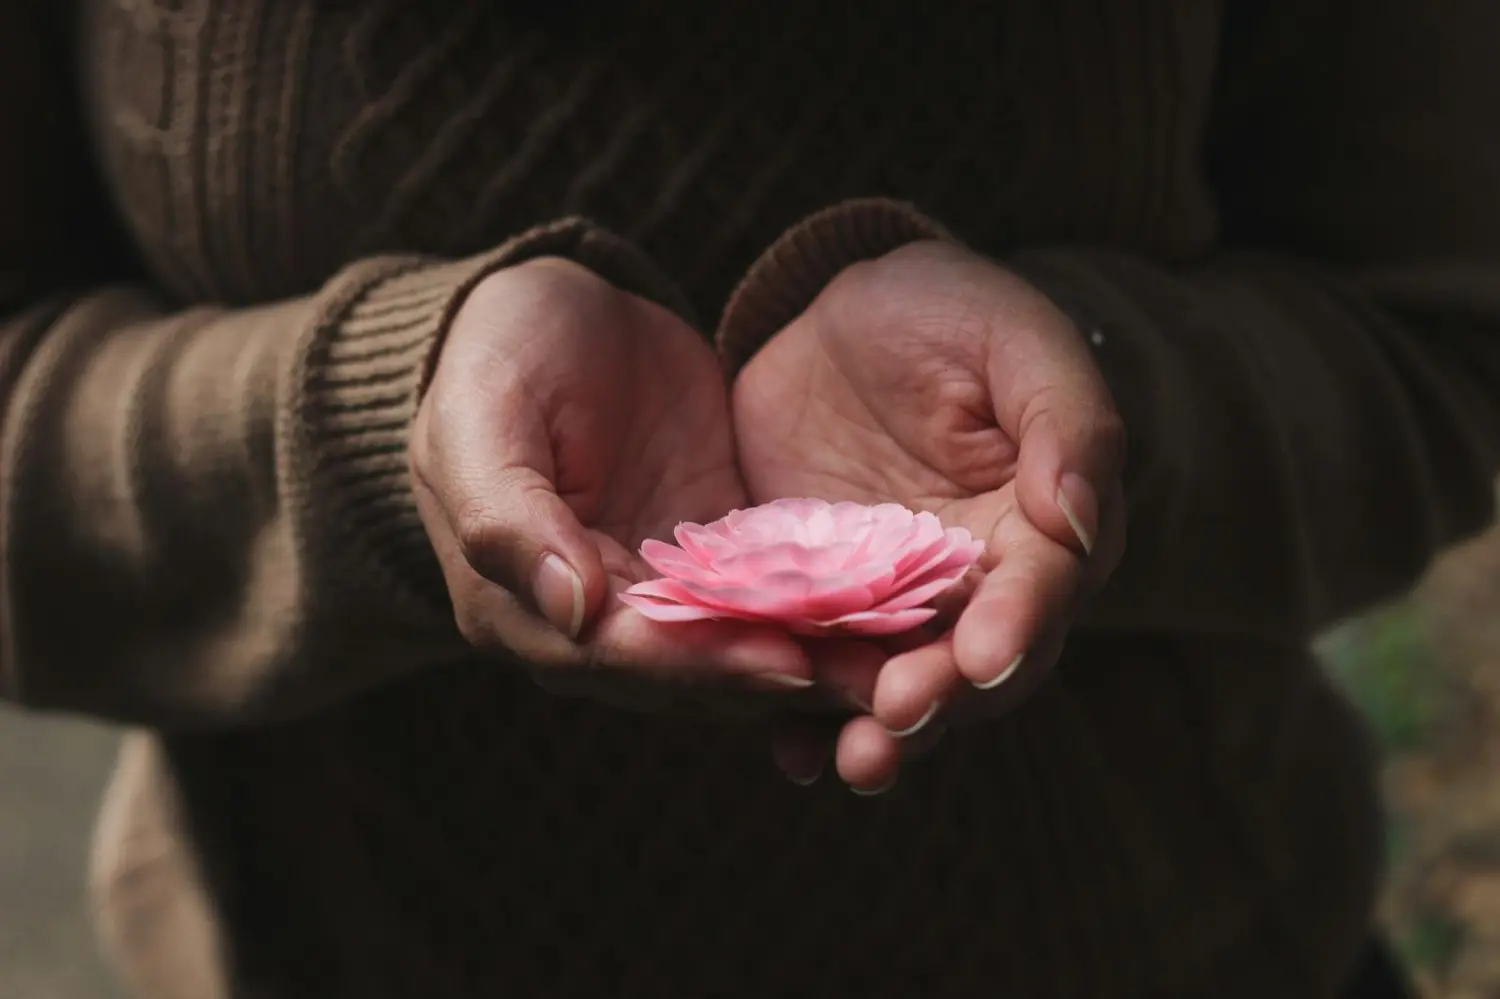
left=2, top=0, right=1494, bottom=995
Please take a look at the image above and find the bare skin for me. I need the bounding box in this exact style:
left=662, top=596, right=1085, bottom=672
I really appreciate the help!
left=411, top=247, right=1126, bottom=790
left=734, top=241, right=1128, bottom=792
left=411, top=257, right=817, bottom=714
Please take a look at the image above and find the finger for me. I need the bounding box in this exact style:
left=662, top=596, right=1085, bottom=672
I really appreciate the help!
left=415, top=346, right=610, bottom=640
left=430, top=494, right=816, bottom=699
left=416, top=489, right=583, bottom=665
left=589, top=582, right=815, bottom=690
left=1014, top=404, right=1125, bottom=560
left=777, top=714, right=945, bottom=792
left=441, top=450, right=605, bottom=640
left=421, top=507, right=658, bottom=713
left=834, top=716, right=902, bottom=795
left=871, top=636, right=959, bottom=738
left=769, top=716, right=837, bottom=786
left=986, top=309, right=1125, bottom=558
left=952, top=522, right=1081, bottom=689
left=924, top=575, right=979, bottom=636
left=428, top=490, right=816, bottom=696
left=945, top=624, right=1069, bottom=726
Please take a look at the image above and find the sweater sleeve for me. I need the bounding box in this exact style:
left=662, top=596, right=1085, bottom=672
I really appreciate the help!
left=0, top=11, right=686, bottom=727
left=717, top=0, right=1500, bottom=642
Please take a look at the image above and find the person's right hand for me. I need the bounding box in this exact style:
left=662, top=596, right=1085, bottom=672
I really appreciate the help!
left=410, top=257, right=814, bottom=714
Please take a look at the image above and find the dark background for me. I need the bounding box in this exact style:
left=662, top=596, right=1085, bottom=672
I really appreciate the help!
left=3, top=516, right=1498, bottom=999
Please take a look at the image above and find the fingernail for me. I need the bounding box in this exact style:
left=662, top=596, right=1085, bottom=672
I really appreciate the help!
left=973, top=653, right=1024, bottom=691
left=749, top=672, right=816, bottom=691
left=1056, top=474, right=1095, bottom=554
left=843, top=691, right=874, bottom=713
left=533, top=554, right=585, bottom=639
left=886, top=700, right=942, bottom=738
left=852, top=777, right=897, bottom=797
left=788, top=767, right=822, bottom=787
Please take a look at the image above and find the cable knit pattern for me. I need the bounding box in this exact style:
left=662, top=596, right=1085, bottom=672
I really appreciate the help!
left=18, top=0, right=1500, bottom=995
left=86, top=0, right=1218, bottom=315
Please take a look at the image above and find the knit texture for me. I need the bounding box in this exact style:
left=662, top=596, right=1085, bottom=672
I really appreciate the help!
left=3, top=0, right=1500, bottom=996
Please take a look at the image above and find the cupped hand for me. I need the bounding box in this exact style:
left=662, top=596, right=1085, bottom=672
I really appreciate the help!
left=732, top=240, right=1128, bottom=791
left=411, top=257, right=814, bottom=715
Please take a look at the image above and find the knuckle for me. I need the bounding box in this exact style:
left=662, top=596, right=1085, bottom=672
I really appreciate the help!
left=453, top=605, right=502, bottom=652
left=452, top=508, right=516, bottom=583
left=582, top=638, right=625, bottom=674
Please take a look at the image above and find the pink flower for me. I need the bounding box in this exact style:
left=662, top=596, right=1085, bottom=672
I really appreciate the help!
left=620, top=499, right=984, bottom=636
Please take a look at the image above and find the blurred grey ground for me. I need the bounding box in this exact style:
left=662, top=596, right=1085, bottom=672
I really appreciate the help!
left=0, top=708, right=122, bottom=999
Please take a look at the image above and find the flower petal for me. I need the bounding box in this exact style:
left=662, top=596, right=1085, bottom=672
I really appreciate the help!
left=621, top=578, right=775, bottom=624
left=640, top=539, right=721, bottom=584
left=945, top=528, right=986, bottom=561
left=707, top=541, right=850, bottom=582
left=891, top=527, right=982, bottom=585
left=712, top=545, right=892, bottom=591
left=671, top=572, right=879, bottom=621
left=812, top=607, right=937, bottom=636
left=621, top=576, right=705, bottom=604
left=891, top=536, right=957, bottom=584
left=638, top=502, right=979, bottom=634
left=618, top=593, right=729, bottom=622
left=866, top=570, right=969, bottom=613
left=768, top=498, right=834, bottom=520
left=673, top=524, right=736, bottom=565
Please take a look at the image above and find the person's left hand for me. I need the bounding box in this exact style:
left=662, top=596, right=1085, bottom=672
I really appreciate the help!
left=732, top=240, right=1128, bottom=793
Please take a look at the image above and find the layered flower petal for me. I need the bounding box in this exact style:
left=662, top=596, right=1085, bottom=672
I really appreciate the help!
left=622, top=499, right=983, bottom=636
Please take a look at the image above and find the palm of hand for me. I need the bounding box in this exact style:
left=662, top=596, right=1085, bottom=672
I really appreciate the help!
left=732, top=281, right=1020, bottom=553
left=731, top=242, right=1125, bottom=791
left=551, top=306, right=747, bottom=575
left=415, top=260, right=813, bottom=714
left=526, top=313, right=805, bottom=712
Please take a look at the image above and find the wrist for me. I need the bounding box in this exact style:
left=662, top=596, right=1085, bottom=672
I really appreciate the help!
left=717, top=198, right=956, bottom=375
left=305, top=220, right=685, bottom=615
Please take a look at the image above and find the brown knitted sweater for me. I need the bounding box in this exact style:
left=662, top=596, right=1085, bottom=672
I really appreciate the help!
left=6, top=0, right=1500, bottom=996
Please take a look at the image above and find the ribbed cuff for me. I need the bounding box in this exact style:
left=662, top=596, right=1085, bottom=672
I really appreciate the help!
left=716, top=198, right=954, bottom=374
left=293, top=218, right=689, bottom=614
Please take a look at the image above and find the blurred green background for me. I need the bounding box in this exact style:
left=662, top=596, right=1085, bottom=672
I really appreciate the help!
left=1318, top=523, right=1500, bottom=999
left=3, top=524, right=1498, bottom=998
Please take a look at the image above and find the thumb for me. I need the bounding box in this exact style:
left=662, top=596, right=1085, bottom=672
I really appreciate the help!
left=1013, top=396, right=1126, bottom=559
left=449, top=468, right=607, bottom=641
left=422, top=393, right=609, bottom=641
left=988, top=311, right=1125, bottom=558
